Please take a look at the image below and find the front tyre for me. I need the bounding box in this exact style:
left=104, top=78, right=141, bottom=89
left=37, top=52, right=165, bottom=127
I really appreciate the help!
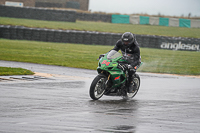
left=89, top=75, right=107, bottom=100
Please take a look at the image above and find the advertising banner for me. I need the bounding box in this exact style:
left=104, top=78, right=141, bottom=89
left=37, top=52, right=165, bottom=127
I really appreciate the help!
left=179, top=19, right=191, bottom=28
left=191, top=19, right=200, bottom=28
left=149, top=17, right=159, bottom=25
left=160, top=41, right=199, bottom=51
left=140, top=16, right=149, bottom=25
left=111, top=15, right=130, bottom=24
left=159, top=17, right=169, bottom=26
left=169, top=18, right=179, bottom=27
left=129, top=15, right=140, bottom=24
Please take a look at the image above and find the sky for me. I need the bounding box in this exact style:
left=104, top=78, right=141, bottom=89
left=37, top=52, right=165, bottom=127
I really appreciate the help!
left=89, top=0, right=200, bottom=17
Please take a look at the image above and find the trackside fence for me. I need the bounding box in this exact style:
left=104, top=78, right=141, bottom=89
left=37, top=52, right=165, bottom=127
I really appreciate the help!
left=0, top=25, right=199, bottom=51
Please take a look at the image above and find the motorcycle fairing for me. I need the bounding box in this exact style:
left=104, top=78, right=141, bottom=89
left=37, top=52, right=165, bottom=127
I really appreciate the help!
left=97, top=51, right=127, bottom=87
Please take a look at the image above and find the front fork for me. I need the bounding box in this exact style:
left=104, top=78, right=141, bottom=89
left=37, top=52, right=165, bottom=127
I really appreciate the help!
left=101, top=70, right=129, bottom=95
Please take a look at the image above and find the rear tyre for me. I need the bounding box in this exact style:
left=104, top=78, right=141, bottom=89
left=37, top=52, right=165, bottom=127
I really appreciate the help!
left=89, top=75, right=107, bottom=100
left=124, top=74, right=140, bottom=99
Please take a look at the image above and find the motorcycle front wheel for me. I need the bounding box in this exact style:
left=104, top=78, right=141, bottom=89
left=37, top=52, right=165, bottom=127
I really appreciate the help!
left=89, top=75, right=107, bottom=100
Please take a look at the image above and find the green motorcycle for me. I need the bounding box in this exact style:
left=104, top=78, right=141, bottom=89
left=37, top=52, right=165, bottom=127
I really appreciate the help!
left=90, top=50, right=142, bottom=100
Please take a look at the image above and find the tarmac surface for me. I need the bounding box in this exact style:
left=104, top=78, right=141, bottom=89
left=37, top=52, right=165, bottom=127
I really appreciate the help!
left=0, top=60, right=200, bottom=133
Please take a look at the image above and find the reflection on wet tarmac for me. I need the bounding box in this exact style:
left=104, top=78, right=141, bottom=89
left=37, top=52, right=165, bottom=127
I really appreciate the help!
left=88, top=99, right=138, bottom=132
left=89, top=99, right=139, bottom=114
left=0, top=61, right=200, bottom=133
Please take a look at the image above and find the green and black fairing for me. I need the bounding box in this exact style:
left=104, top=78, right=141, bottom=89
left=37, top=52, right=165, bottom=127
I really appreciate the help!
left=97, top=50, right=128, bottom=88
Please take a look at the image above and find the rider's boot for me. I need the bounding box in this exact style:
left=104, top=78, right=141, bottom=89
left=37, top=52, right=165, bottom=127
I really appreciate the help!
left=128, top=77, right=137, bottom=93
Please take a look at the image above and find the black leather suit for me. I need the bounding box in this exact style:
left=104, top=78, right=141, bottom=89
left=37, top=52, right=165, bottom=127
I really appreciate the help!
left=112, top=34, right=141, bottom=68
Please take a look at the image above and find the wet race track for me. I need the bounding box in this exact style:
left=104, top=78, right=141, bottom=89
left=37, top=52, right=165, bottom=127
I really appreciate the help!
left=0, top=61, right=200, bottom=133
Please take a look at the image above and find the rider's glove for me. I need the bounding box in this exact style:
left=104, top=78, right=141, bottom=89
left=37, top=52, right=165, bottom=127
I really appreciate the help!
left=130, top=66, right=136, bottom=72
left=118, top=64, right=126, bottom=71
left=123, top=64, right=129, bottom=70
left=118, top=64, right=129, bottom=71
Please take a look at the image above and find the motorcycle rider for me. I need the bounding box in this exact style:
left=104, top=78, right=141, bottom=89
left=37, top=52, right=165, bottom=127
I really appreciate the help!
left=112, top=32, right=141, bottom=93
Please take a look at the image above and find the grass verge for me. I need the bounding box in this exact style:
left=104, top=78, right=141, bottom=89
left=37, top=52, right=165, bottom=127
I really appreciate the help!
left=0, top=39, right=199, bottom=75
left=0, top=17, right=200, bottom=38
left=0, top=67, right=34, bottom=76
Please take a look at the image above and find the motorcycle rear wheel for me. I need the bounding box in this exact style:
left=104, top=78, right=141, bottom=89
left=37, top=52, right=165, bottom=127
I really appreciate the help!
left=90, top=75, right=107, bottom=100
left=123, top=74, right=140, bottom=99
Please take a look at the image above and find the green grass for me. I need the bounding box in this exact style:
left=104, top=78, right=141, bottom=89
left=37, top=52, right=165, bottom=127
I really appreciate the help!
left=140, top=48, right=200, bottom=75
left=1, top=17, right=200, bottom=38
left=0, top=39, right=199, bottom=75
left=0, top=67, right=34, bottom=76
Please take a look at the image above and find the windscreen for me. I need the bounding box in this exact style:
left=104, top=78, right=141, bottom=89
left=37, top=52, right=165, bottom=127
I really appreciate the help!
left=107, top=50, right=122, bottom=60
